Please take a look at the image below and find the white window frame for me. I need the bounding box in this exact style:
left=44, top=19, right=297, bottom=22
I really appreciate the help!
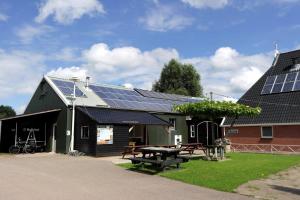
left=81, top=126, right=89, bottom=139
left=190, top=125, right=195, bottom=138
left=169, top=118, right=176, bottom=130
left=261, top=126, right=273, bottom=139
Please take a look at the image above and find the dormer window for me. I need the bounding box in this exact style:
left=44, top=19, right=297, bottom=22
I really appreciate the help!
left=290, top=58, right=300, bottom=72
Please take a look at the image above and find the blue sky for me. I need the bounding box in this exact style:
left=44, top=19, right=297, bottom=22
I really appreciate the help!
left=1, top=0, right=300, bottom=113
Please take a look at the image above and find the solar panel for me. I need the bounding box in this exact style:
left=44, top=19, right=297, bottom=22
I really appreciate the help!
left=89, top=84, right=198, bottom=112
left=134, top=88, right=200, bottom=102
left=261, top=72, right=300, bottom=95
left=52, top=79, right=86, bottom=98
left=261, top=76, right=276, bottom=94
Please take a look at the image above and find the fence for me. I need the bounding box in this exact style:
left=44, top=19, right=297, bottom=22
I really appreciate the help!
left=231, top=143, right=300, bottom=153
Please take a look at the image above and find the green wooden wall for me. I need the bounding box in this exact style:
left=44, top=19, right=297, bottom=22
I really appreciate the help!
left=24, top=79, right=70, bottom=153
left=147, top=114, right=188, bottom=145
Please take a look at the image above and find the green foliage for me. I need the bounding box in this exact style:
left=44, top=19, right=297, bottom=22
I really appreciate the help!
left=0, top=105, right=16, bottom=119
left=120, top=153, right=300, bottom=192
left=153, top=59, right=203, bottom=97
left=174, top=100, right=261, bottom=119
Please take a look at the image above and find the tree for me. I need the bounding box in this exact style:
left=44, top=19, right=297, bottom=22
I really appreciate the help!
left=153, top=59, right=203, bottom=97
left=0, top=105, right=16, bottom=119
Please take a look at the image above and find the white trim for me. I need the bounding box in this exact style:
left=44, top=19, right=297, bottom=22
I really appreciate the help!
left=190, top=125, right=195, bottom=138
left=260, top=126, right=273, bottom=139
left=169, top=118, right=176, bottom=130
left=0, top=109, right=61, bottom=121
left=44, top=76, right=70, bottom=106
left=270, top=75, right=278, bottom=93
left=220, top=117, right=226, bottom=126
left=292, top=71, right=299, bottom=91
left=81, top=126, right=89, bottom=139
left=280, top=73, right=288, bottom=92
left=221, top=122, right=300, bottom=127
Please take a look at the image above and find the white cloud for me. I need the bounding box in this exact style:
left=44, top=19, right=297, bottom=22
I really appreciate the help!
left=48, top=43, right=178, bottom=90
left=183, top=47, right=273, bottom=98
left=0, top=49, right=45, bottom=98
left=181, top=0, right=229, bottom=9
left=122, top=83, right=134, bottom=89
left=47, top=44, right=273, bottom=99
left=15, top=24, right=54, bottom=44
left=16, top=105, right=26, bottom=115
left=139, top=4, right=193, bottom=32
left=47, top=66, right=87, bottom=81
left=35, top=0, right=105, bottom=24
left=82, top=43, right=179, bottom=74
left=0, top=12, right=8, bottom=21
left=53, top=47, right=81, bottom=62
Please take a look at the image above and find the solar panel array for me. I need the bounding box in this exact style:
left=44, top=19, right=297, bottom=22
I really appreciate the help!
left=52, top=79, right=86, bottom=97
left=261, top=72, right=300, bottom=94
left=89, top=85, right=200, bottom=112
left=134, top=88, right=200, bottom=103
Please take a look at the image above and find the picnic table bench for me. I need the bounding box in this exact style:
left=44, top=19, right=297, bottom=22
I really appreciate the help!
left=180, top=143, right=207, bottom=155
left=129, top=147, right=184, bottom=170
left=122, top=144, right=176, bottom=158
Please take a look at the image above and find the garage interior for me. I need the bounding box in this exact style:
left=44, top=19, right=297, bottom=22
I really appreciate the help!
left=0, top=110, right=60, bottom=153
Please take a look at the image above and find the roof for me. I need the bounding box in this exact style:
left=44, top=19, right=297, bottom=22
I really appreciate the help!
left=0, top=109, right=61, bottom=121
left=77, top=107, right=170, bottom=125
left=46, top=76, right=202, bottom=113
left=223, top=49, right=300, bottom=126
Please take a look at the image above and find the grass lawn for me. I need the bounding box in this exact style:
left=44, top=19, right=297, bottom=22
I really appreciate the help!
left=119, top=153, right=300, bottom=192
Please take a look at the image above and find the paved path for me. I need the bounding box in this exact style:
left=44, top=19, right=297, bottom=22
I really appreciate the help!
left=236, top=165, right=300, bottom=200
left=0, top=154, right=252, bottom=200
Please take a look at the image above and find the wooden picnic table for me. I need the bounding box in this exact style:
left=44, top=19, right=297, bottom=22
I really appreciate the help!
left=180, top=143, right=207, bottom=155
left=129, top=147, right=185, bottom=170
left=122, top=144, right=176, bottom=158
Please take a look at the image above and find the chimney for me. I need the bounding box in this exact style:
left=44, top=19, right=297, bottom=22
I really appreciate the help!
left=85, top=76, right=90, bottom=88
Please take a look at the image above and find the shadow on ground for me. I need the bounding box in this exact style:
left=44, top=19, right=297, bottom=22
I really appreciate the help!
left=270, top=185, right=300, bottom=195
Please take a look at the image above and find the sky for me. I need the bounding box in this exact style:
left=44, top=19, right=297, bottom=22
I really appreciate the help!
left=1, top=0, right=300, bottom=113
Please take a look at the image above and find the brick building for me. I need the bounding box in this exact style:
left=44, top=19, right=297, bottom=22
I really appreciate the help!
left=222, top=49, right=300, bottom=146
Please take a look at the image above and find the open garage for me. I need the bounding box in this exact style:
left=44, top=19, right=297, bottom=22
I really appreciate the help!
left=0, top=110, right=60, bottom=153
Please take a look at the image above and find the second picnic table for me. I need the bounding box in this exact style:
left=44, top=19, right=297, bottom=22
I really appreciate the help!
left=129, top=147, right=184, bottom=170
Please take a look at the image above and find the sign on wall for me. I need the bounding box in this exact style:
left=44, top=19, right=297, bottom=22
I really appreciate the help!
left=97, top=125, right=113, bottom=145
left=226, top=128, right=239, bottom=135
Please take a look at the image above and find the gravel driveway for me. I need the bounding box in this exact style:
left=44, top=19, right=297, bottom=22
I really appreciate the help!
left=0, top=154, right=252, bottom=200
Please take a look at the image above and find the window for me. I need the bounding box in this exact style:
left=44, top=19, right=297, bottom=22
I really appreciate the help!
left=169, top=118, right=176, bottom=130
left=81, top=126, right=89, bottom=139
left=261, top=76, right=276, bottom=94
left=190, top=125, right=195, bottom=138
left=97, top=125, right=113, bottom=144
left=271, top=74, right=286, bottom=93
left=261, top=126, right=273, bottom=138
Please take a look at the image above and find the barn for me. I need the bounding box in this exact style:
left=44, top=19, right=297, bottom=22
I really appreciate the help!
left=0, top=76, right=219, bottom=156
left=222, top=49, right=300, bottom=151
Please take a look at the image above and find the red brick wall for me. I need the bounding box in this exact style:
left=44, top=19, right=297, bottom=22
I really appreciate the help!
left=224, top=125, right=300, bottom=145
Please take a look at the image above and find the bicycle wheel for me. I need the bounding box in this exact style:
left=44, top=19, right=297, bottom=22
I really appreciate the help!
left=24, top=145, right=36, bottom=154
left=9, top=145, right=20, bottom=154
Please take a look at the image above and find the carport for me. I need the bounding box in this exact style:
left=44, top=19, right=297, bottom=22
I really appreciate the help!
left=0, top=109, right=61, bottom=153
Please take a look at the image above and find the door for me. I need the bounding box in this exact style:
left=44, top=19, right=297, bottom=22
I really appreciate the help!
left=52, top=124, right=57, bottom=153
left=196, top=121, right=219, bottom=145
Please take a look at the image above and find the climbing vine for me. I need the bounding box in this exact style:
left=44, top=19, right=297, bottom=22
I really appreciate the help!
left=174, top=100, right=261, bottom=119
